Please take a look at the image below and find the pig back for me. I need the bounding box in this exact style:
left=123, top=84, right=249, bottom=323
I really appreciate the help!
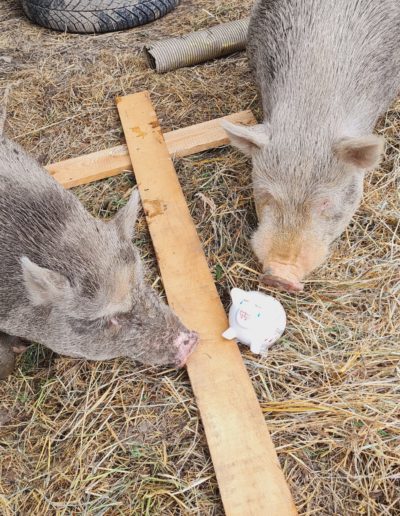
left=247, top=0, right=400, bottom=127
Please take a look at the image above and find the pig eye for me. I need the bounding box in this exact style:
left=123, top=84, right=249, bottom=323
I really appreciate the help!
left=320, top=205, right=343, bottom=222
left=316, top=199, right=341, bottom=220
left=256, top=190, right=275, bottom=207
left=317, top=199, right=333, bottom=215
left=108, top=316, right=121, bottom=330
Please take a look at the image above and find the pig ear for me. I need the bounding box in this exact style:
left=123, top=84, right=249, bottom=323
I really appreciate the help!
left=21, top=257, right=71, bottom=306
left=334, top=135, right=384, bottom=170
left=114, top=189, right=140, bottom=241
left=221, top=120, right=269, bottom=156
left=231, top=287, right=245, bottom=304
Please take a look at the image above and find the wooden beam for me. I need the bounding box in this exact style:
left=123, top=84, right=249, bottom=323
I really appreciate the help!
left=45, top=110, right=255, bottom=189
left=117, top=91, right=297, bottom=516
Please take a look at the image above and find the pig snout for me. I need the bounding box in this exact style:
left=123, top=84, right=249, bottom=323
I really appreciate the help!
left=174, top=331, right=199, bottom=367
left=260, top=263, right=304, bottom=293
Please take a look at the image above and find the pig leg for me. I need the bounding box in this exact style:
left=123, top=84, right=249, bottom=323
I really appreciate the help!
left=0, top=332, right=29, bottom=380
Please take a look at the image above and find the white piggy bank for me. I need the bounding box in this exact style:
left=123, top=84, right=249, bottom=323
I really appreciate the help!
left=222, top=288, right=286, bottom=355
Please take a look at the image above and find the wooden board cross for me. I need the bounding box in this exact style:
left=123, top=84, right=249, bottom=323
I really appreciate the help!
left=45, top=91, right=297, bottom=515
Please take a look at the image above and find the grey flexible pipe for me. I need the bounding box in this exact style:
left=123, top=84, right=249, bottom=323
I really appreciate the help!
left=144, top=18, right=250, bottom=73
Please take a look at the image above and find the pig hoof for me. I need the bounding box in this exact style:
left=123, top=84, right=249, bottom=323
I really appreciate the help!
left=0, top=347, right=16, bottom=381
left=12, top=340, right=30, bottom=354
left=0, top=335, right=27, bottom=380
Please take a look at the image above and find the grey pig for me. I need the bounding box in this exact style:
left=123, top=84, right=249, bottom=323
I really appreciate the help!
left=222, top=0, right=400, bottom=292
left=0, top=136, right=198, bottom=380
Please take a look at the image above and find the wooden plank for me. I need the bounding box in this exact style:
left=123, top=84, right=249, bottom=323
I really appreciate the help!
left=117, top=91, right=297, bottom=516
left=165, top=109, right=255, bottom=156
left=46, top=144, right=130, bottom=189
left=45, top=110, right=255, bottom=189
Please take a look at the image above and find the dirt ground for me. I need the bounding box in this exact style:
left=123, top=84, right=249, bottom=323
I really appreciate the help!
left=0, top=0, right=399, bottom=514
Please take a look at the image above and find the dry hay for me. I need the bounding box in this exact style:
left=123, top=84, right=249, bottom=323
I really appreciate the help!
left=0, top=0, right=399, bottom=514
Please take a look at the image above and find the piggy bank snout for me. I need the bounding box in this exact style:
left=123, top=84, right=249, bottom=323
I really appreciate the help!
left=235, top=307, right=256, bottom=328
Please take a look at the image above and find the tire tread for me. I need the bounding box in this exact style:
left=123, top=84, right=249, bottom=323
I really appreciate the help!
left=21, top=0, right=179, bottom=33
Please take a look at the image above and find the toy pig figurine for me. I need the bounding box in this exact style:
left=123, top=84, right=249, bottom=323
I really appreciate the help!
left=222, top=288, right=286, bottom=355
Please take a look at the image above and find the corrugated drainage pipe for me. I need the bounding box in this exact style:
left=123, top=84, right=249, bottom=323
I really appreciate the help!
left=144, top=18, right=250, bottom=73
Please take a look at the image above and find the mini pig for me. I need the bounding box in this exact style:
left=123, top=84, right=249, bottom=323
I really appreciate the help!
left=222, top=0, right=400, bottom=292
left=0, top=136, right=198, bottom=379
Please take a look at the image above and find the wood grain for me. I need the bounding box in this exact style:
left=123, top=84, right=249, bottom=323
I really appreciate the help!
left=45, top=110, right=255, bottom=189
left=117, top=91, right=297, bottom=516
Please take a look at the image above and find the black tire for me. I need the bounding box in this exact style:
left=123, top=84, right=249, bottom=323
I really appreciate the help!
left=21, top=0, right=180, bottom=34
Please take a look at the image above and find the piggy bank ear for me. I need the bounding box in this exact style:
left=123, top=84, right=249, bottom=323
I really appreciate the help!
left=113, top=189, right=140, bottom=242
left=231, top=287, right=245, bottom=305
left=21, top=257, right=71, bottom=306
left=221, top=121, right=269, bottom=156
left=333, top=135, right=384, bottom=170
